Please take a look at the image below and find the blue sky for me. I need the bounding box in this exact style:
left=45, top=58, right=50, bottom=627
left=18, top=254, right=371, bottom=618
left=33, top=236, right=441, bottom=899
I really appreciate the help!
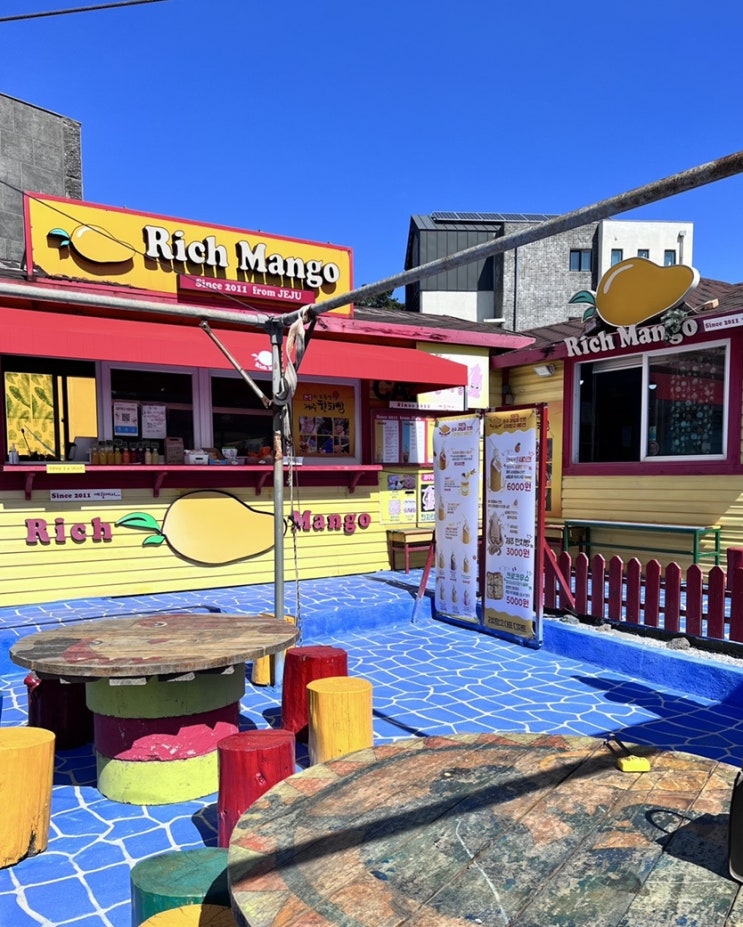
left=2, top=0, right=743, bottom=294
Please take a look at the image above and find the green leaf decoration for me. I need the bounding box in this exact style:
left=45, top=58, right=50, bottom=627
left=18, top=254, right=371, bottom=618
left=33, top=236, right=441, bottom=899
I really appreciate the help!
left=115, top=511, right=162, bottom=532
left=48, top=228, right=71, bottom=247
left=582, top=306, right=597, bottom=322
left=143, top=535, right=166, bottom=546
left=569, top=290, right=596, bottom=306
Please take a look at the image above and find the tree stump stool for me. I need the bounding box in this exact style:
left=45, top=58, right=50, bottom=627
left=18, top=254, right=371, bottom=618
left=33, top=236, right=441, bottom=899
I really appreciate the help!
left=24, top=672, right=94, bottom=749
left=306, top=676, right=373, bottom=765
left=141, top=903, right=236, bottom=926
left=130, top=847, right=229, bottom=927
left=250, top=614, right=296, bottom=686
left=217, top=728, right=296, bottom=847
left=0, top=726, right=55, bottom=868
left=281, top=645, right=349, bottom=741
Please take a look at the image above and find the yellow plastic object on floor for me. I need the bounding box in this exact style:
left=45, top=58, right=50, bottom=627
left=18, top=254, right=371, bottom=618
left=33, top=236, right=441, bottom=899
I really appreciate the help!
left=605, top=734, right=651, bottom=773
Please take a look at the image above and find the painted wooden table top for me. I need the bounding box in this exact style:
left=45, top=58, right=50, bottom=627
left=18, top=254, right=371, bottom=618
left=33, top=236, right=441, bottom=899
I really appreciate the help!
left=9, top=613, right=298, bottom=679
left=228, top=732, right=742, bottom=927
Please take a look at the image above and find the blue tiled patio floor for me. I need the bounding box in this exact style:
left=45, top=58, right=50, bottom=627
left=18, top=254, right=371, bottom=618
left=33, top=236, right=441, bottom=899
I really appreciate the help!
left=1, top=570, right=743, bottom=926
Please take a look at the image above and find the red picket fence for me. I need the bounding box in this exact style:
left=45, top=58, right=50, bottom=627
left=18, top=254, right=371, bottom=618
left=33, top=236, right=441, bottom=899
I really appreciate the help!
left=543, top=550, right=743, bottom=644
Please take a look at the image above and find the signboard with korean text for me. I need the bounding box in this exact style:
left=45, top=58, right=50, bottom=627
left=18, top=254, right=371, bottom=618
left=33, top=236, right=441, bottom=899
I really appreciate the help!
left=482, top=407, right=539, bottom=643
left=141, top=404, right=167, bottom=440
left=418, top=470, right=435, bottom=524
left=293, top=384, right=355, bottom=458
left=432, top=414, right=480, bottom=623
left=113, top=401, right=138, bottom=436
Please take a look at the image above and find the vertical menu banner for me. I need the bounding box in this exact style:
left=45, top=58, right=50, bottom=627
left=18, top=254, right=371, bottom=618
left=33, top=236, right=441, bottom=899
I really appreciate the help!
left=433, top=415, right=480, bottom=623
left=483, top=408, right=539, bottom=643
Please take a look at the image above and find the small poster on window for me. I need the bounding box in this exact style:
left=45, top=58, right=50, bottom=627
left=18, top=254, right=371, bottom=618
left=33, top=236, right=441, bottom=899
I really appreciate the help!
left=142, top=404, right=167, bottom=439
left=113, top=401, right=139, bottom=436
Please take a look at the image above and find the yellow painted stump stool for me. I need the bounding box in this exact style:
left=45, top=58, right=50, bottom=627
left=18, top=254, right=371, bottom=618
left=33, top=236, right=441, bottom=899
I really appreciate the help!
left=140, top=903, right=236, bottom=926
left=306, top=676, right=373, bottom=765
left=0, top=726, right=55, bottom=868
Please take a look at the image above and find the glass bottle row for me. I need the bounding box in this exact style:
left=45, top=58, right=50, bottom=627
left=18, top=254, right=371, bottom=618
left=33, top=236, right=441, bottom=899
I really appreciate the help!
left=90, top=441, right=161, bottom=465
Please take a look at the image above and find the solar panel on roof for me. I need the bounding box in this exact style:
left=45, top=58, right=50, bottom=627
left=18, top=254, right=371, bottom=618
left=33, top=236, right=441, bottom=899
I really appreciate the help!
left=477, top=213, right=507, bottom=221
left=501, top=213, right=524, bottom=221
left=523, top=213, right=556, bottom=222
left=431, top=212, right=459, bottom=221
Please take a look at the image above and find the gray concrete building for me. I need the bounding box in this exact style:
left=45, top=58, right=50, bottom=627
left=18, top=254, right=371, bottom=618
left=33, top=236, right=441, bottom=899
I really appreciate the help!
left=405, top=213, right=694, bottom=331
left=0, top=93, right=82, bottom=264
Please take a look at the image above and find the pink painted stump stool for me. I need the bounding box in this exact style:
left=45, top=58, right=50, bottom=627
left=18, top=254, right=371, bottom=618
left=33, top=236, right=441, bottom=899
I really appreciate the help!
left=280, top=645, right=348, bottom=742
left=217, top=729, right=296, bottom=847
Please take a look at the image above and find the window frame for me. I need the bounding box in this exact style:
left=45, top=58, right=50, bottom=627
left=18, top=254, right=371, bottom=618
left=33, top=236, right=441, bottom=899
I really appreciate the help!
left=664, top=249, right=677, bottom=266
left=569, top=249, right=593, bottom=272
left=569, top=338, right=730, bottom=467
left=610, top=248, right=624, bottom=266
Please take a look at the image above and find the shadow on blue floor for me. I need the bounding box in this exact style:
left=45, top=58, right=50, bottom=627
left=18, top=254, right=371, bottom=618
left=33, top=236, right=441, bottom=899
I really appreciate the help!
left=2, top=569, right=743, bottom=927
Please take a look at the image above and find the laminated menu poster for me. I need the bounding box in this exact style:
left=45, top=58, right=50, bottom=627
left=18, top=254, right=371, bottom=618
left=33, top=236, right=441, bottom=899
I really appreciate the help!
left=432, top=414, right=480, bottom=622
left=482, top=408, right=538, bottom=642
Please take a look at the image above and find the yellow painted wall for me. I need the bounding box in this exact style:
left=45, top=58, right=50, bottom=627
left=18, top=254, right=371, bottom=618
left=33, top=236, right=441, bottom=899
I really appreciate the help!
left=561, top=474, right=741, bottom=568
left=0, top=485, right=390, bottom=607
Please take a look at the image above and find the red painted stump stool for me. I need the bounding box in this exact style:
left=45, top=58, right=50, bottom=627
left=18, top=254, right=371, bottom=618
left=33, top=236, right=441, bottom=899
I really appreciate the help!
left=280, top=645, right=348, bottom=742
left=217, top=728, right=296, bottom=847
left=24, top=673, right=94, bottom=750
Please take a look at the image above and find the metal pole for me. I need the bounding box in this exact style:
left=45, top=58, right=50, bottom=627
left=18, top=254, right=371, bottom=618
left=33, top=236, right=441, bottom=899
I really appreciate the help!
left=268, top=320, right=285, bottom=625
left=276, top=149, right=743, bottom=325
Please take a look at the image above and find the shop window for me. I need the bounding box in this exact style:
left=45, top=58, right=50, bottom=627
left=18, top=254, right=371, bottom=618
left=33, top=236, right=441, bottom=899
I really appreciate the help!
left=569, top=249, right=592, bottom=272
left=576, top=343, right=727, bottom=463
left=610, top=249, right=623, bottom=266
left=211, top=374, right=273, bottom=457
left=110, top=368, right=195, bottom=451
left=664, top=249, right=677, bottom=266
left=3, top=356, right=97, bottom=460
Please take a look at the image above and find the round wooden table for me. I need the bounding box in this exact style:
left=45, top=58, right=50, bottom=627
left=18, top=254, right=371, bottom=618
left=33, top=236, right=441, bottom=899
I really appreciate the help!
left=229, top=732, right=741, bottom=926
left=10, top=613, right=298, bottom=804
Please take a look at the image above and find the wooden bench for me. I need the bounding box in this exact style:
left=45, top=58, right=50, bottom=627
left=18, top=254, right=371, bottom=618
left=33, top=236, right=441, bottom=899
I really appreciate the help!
left=387, top=527, right=433, bottom=573
left=561, top=519, right=721, bottom=566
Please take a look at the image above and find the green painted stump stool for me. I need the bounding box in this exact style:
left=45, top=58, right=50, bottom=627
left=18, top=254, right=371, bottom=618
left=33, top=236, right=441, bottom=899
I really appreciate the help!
left=130, top=847, right=230, bottom=927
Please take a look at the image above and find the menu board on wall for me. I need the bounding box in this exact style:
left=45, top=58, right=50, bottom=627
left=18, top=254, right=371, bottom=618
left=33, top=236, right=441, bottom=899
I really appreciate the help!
left=432, top=415, right=480, bottom=623
left=482, top=408, right=538, bottom=643
left=374, top=414, right=433, bottom=466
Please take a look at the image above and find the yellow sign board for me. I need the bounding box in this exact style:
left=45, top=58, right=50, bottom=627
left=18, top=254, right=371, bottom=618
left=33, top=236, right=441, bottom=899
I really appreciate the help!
left=24, top=195, right=353, bottom=315
left=46, top=463, right=86, bottom=474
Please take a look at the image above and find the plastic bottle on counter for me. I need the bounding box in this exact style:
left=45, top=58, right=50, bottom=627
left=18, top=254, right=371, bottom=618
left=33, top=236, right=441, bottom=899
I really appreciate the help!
left=144, top=445, right=152, bottom=465
left=122, top=444, right=130, bottom=465
left=8, top=444, right=19, bottom=464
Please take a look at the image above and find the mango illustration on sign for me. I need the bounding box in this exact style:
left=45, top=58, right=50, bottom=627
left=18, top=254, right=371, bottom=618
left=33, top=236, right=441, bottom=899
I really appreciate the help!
left=116, top=490, right=274, bottom=565
left=48, top=224, right=134, bottom=264
left=569, top=258, right=699, bottom=328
